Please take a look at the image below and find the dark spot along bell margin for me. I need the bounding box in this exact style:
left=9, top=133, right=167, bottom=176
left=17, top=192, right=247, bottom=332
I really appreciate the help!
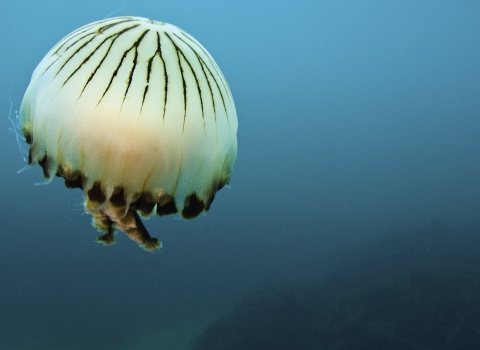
left=33, top=149, right=227, bottom=220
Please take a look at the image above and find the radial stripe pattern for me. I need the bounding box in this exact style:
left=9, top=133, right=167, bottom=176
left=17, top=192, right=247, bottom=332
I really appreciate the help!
left=33, top=16, right=234, bottom=133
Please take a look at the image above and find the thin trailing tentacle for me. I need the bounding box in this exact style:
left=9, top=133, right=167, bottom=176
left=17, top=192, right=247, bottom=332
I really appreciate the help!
left=7, top=100, right=28, bottom=163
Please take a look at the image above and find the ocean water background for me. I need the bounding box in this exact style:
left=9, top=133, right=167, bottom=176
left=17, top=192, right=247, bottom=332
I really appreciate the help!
left=0, top=0, right=479, bottom=349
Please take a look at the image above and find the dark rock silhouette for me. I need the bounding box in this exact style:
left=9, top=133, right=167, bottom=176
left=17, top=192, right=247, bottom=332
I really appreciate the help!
left=193, top=221, right=480, bottom=350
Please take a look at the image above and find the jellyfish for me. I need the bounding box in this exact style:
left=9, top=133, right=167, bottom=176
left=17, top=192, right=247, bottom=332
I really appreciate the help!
left=18, top=16, right=238, bottom=252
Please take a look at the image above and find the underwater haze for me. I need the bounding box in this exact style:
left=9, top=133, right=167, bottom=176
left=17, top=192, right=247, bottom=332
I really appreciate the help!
left=1, top=0, right=480, bottom=349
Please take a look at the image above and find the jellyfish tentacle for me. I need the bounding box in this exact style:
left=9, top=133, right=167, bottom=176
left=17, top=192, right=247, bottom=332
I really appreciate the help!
left=92, top=215, right=116, bottom=246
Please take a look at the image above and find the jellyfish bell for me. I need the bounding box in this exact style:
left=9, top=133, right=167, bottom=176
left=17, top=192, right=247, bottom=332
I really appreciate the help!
left=19, top=16, right=238, bottom=252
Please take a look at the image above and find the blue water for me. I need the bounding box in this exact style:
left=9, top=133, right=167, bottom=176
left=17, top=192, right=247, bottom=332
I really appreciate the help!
left=1, top=1, right=480, bottom=349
